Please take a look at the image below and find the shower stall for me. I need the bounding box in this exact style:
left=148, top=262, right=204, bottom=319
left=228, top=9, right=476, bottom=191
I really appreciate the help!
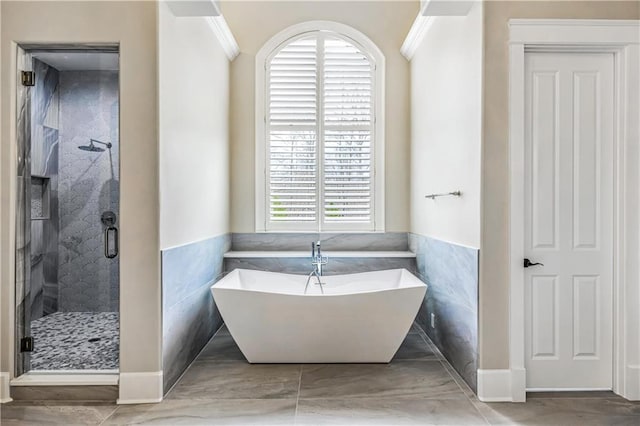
left=15, top=48, right=120, bottom=375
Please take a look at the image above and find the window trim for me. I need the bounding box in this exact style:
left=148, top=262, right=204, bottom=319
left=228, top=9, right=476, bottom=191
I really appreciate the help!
left=255, top=21, right=385, bottom=232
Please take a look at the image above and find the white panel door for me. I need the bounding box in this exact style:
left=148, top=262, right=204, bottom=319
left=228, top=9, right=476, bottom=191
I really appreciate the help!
left=524, top=52, right=614, bottom=390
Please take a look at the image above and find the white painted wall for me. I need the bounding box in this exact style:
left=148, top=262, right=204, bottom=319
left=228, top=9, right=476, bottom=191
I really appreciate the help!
left=409, top=1, right=483, bottom=248
left=158, top=1, right=230, bottom=250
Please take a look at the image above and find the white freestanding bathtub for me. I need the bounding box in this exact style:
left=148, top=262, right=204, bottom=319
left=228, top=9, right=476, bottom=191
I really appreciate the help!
left=211, top=268, right=427, bottom=363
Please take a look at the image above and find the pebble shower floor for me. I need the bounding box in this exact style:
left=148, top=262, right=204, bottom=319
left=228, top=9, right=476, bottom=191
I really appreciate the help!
left=30, top=312, right=119, bottom=370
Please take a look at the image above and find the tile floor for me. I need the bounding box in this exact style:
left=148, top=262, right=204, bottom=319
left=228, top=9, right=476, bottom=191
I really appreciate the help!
left=2, top=323, right=639, bottom=425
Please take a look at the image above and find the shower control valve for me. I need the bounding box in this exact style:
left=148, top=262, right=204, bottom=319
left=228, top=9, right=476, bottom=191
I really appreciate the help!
left=101, top=211, right=117, bottom=226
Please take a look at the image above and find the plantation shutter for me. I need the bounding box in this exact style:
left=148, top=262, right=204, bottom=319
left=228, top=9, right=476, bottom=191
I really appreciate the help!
left=267, top=36, right=318, bottom=224
left=323, top=36, right=373, bottom=225
left=266, top=32, right=375, bottom=230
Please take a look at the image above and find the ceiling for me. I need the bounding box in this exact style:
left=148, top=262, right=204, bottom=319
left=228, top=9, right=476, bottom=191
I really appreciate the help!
left=31, top=51, right=119, bottom=71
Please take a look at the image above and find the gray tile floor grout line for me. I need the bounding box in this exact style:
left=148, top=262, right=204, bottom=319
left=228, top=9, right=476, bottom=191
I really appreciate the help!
left=438, top=358, right=491, bottom=425
left=294, top=364, right=304, bottom=422
left=97, top=404, right=119, bottom=426
left=416, top=329, right=446, bottom=362
left=409, top=320, right=486, bottom=419
left=163, top=322, right=227, bottom=398
left=441, top=359, right=477, bottom=397
left=396, top=358, right=440, bottom=362
left=471, top=401, right=493, bottom=426
left=412, top=322, right=483, bottom=408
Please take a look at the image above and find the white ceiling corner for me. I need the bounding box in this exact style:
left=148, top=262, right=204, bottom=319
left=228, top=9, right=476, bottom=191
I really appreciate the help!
left=166, top=0, right=221, bottom=17
left=401, top=0, right=475, bottom=61
left=165, top=0, right=239, bottom=61
left=421, top=0, right=474, bottom=17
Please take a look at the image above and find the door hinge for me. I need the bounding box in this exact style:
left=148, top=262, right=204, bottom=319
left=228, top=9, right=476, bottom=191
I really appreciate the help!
left=20, top=336, right=34, bottom=352
left=21, top=71, right=35, bottom=87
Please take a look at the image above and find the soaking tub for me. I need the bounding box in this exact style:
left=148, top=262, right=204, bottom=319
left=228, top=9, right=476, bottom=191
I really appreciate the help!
left=211, top=268, right=427, bottom=363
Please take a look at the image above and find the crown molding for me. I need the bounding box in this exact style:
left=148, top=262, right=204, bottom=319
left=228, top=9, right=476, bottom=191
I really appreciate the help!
left=401, top=0, right=475, bottom=61
left=164, top=0, right=239, bottom=61
left=400, top=14, right=434, bottom=61
left=208, top=15, right=240, bottom=61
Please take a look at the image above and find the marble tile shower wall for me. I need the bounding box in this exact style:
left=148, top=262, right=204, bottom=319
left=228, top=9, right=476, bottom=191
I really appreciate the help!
left=162, top=234, right=231, bottom=393
left=58, top=71, right=119, bottom=312
left=29, top=59, right=60, bottom=321
left=409, top=233, right=479, bottom=392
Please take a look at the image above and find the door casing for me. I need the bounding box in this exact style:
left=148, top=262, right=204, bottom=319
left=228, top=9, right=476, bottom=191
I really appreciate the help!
left=509, top=19, right=640, bottom=402
left=7, top=44, right=121, bottom=387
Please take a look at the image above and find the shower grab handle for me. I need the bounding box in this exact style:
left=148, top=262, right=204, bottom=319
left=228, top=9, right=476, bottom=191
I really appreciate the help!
left=101, top=211, right=118, bottom=259
left=105, top=226, right=119, bottom=259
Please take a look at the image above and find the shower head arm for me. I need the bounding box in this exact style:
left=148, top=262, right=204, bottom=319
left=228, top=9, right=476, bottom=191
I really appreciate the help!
left=90, top=139, right=112, bottom=149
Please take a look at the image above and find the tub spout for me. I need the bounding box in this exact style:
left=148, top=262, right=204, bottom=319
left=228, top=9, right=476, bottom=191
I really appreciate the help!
left=304, top=269, right=324, bottom=294
left=306, top=240, right=328, bottom=294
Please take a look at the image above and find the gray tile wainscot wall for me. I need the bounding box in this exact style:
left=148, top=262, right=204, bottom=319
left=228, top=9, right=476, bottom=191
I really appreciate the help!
left=231, top=232, right=410, bottom=251
left=409, top=233, right=479, bottom=392
left=161, top=233, right=231, bottom=393
left=225, top=233, right=416, bottom=275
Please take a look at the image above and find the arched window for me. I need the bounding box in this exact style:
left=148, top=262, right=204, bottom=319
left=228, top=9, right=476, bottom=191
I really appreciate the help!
left=255, top=21, right=385, bottom=232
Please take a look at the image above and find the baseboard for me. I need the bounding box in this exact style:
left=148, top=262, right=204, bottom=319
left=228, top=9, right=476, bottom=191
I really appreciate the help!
left=1, top=372, right=12, bottom=403
left=621, top=364, right=640, bottom=401
left=477, top=368, right=526, bottom=402
left=511, top=367, right=526, bottom=402
left=10, top=372, right=118, bottom=386
left=117, top=371, right=163, bottom=404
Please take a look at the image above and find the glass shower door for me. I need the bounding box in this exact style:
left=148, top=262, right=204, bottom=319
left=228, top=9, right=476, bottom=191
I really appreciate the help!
left=15, top=47, right=120, bottom=375
left=15, top=48, right=34, bottom=376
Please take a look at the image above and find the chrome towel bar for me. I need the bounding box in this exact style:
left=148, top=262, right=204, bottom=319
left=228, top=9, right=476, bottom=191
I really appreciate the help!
left=425, top=191, right=462, bottom=200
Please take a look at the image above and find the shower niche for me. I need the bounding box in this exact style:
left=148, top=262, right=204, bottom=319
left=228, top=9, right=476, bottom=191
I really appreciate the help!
left=15, top=47, right=121, bottom=376
left=30, top=176, right=50, bottom=220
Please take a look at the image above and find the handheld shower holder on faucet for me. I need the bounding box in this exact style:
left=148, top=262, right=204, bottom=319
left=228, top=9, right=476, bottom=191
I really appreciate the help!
left=305, top=241, right=329, bottom=294
left=313, top=255, right=329, bottom=266
left=311, top=241, right=328, bottom=267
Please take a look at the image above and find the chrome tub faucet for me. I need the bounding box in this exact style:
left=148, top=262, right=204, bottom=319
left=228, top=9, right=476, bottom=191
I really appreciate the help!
left=305, top=240, right=328, bottom=294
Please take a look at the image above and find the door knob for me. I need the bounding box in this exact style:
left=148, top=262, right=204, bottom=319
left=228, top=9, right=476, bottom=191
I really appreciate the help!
left=524, top=258, right=544, bottom=268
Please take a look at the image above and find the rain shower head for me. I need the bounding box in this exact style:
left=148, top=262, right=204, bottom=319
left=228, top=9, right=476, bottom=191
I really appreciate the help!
left=78, top=144, right=105, bottom=152
left=78, top=139, right=112, bottom=152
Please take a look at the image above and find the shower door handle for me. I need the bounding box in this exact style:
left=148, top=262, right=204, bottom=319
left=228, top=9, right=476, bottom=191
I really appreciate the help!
left=105, top=226, right=119, bottom=259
